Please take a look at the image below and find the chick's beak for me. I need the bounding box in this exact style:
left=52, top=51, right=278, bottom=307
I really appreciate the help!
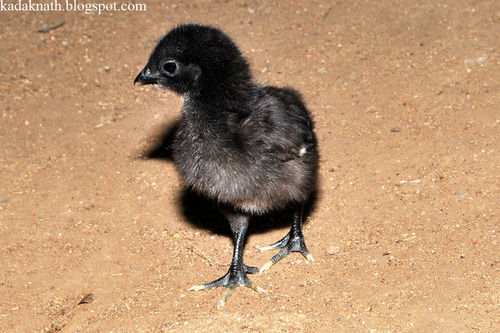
left=134, top=67, right=160, bottom=86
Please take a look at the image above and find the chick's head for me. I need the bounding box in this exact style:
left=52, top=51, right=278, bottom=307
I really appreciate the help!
left=134, top=24, right=250, bottom=95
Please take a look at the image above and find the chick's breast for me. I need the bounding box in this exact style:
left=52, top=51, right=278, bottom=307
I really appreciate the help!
left=172, top=88, right=318, bottom=214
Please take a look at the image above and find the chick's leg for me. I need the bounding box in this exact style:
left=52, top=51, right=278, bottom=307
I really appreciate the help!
left=258, top=204, right=314, bottom=272
left=189, top=212, right=265, bottom=308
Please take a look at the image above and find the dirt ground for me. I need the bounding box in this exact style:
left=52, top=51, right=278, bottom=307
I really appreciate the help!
left=0, top=0, right=498, bottom=331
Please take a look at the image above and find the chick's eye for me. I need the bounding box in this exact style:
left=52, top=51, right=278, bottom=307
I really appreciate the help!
left=162, top=61, right=178, bottom=75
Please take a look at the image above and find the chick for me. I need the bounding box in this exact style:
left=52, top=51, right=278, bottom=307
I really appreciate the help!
left=134, top=23, right=318, bottom=308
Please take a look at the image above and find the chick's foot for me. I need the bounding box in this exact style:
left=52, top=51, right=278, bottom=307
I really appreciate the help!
left=258, top=231, right=314, bottom=273
left=190, top=266, right=266, bottom=309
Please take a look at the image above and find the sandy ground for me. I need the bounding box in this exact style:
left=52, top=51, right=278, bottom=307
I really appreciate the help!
left=0, top=0, right=499, bottom=331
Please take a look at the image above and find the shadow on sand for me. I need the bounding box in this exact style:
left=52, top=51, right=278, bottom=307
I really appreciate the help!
left=138, top=119, right=318, bottom=238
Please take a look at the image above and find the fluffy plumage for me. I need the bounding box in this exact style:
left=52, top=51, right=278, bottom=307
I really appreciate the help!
left=135, top=23, right=319, bottom=308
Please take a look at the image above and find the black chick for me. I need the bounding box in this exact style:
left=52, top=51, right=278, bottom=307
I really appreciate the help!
left=134, top=23, right=318, bottom=308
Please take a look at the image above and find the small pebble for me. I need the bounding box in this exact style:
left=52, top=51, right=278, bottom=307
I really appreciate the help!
left=390, top=127, right=401, bottom=132
left=327, top=245, right=341, bottom=255
left=78, top=293, right=95, bottom=305
left=454, top=190, right=467, bottom=196
left=318, top=67, right=328, bottom=74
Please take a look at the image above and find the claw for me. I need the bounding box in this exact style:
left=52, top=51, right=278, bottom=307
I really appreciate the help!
left=259, top=260, right=274, bottom=273
left=217, top=288, right=234, bottom=309
left=256, top=285, right=268, bottom=293
left=215, top=282, right=265, bottom=309
left=249, top=281, right=268, bottom=294
left=305, top=253, right=314, bottom=262
left=256, top=234, right=290, bottom=253
left=255, top=245, right=275, bottom=253
left=189, top=284, right=207, bottom=291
